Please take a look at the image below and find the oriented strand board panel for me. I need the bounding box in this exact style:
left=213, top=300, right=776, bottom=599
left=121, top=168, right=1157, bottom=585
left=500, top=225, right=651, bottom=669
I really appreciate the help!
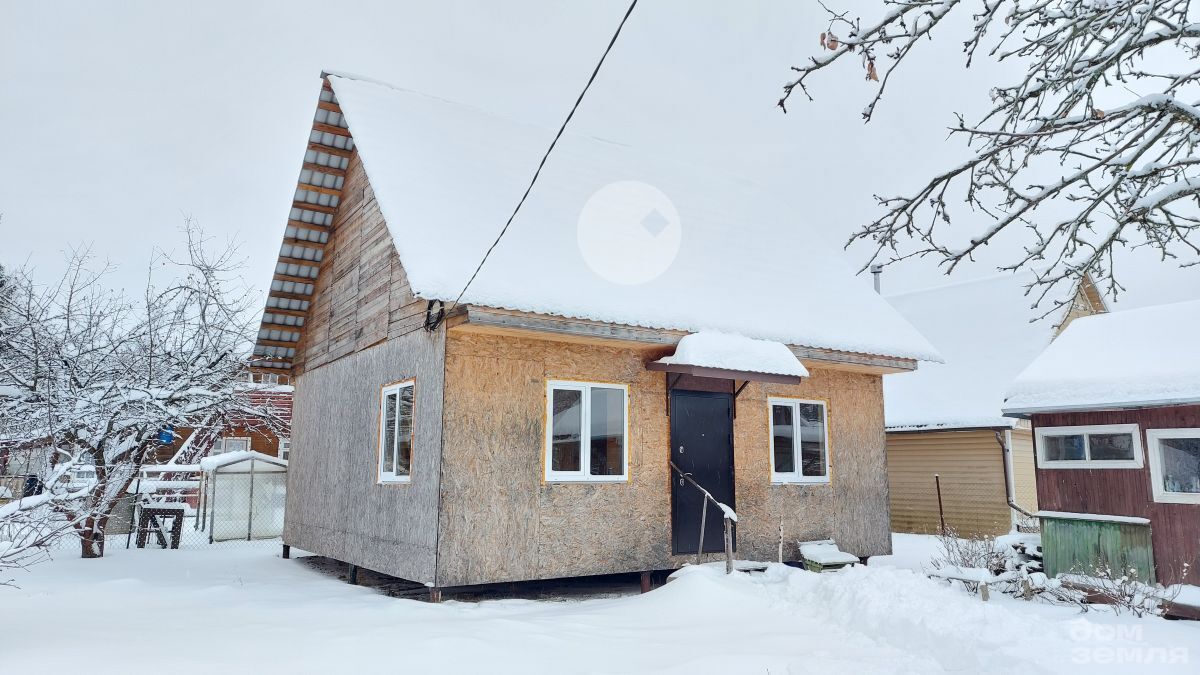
left=436, top=331, right=891, bottom=587
left=284, top=328, right=446, bottom=584
left=1010, top=428, right=1039, bottom=514
left=885, top=429, right=1010, bottom=536
left=750, top=369, right=892, bottom=562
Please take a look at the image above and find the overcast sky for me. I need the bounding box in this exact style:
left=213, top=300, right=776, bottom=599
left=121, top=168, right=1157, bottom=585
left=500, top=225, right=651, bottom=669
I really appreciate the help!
left=2, top=0, right=1197, bottom=311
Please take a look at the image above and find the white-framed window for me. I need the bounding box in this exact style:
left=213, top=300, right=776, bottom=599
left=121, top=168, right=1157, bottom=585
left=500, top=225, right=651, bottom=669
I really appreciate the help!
left=545, top=381, right=628, bottom=483
left=1146, top=428, right=1200, bottom=504
left=278, top=437, right=291, bottom=462
left=768, top=398, right=830, bottom=484
left=378, top=380, right=415, bottom=483
left=214, top=436, right=250, bottom=455
left=1035, top=424, right=1143, bottom=469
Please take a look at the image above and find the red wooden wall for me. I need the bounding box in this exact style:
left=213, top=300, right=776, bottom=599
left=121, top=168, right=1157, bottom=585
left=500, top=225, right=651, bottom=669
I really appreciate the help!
left=1033, top=405, right=1200, bottom=585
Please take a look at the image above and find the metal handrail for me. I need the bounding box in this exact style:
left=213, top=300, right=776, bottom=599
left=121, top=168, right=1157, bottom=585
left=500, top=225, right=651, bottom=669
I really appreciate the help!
left=669, top=460, right=737, bottom=573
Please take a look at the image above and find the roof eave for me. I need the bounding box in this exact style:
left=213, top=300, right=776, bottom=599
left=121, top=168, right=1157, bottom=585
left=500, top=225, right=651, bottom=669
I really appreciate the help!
left=1002, top=396, right=1200, bottom=417
left=453, top=305, right=920, bottom=373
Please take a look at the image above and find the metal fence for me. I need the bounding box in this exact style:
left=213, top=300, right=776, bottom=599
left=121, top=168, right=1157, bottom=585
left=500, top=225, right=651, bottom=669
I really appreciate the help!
left=4, top=457, right=287, bottom=555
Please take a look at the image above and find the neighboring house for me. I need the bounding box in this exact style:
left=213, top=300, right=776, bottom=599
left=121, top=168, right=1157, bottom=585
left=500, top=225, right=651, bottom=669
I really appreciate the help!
left=257, top=73, right=940, bottom=593
left=152, top=371, right=293, bottom=465
left=883, top=273, right=1106, bottom=536
left=1003, top=299, right=1200, bottom=586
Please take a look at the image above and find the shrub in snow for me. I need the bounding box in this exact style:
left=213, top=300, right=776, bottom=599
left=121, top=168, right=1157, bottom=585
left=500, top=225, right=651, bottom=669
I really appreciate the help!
left=1065, top=561, right=1191, bottom=617
left=930, top=527, right=1009, bottom=593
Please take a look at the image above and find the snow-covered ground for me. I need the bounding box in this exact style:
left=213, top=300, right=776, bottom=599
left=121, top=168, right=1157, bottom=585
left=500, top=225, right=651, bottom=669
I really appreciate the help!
left=2, top=535, right=1196, bottom=674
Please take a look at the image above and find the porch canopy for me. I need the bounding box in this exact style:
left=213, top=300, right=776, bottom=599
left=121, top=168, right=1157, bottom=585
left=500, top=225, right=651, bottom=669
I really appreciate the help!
left=647, top=331, right=808, bottom=385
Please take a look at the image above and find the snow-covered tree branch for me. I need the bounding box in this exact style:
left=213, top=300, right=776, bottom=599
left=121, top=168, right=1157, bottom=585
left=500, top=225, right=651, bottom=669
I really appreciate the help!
left=0, top=221, right=282, bottom=562
left=780, top=0, right=1200, bottom=308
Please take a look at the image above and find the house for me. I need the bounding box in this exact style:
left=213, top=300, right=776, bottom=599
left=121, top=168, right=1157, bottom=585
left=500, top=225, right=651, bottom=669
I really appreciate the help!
left=258, top=73, right=940, bottom=593
left=883, top=273, right=1106, bottom=536
left=1003, top=299, right=1200, bottom=585
left=151, top=371, right=293, bottom=465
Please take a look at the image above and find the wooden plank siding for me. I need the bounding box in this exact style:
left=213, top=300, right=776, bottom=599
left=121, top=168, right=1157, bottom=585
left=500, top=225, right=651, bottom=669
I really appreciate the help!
left=435, top=330, right=892, bottom=587
left=1033, top=405, right=1200, bottom=586
left=1041, top=516, right=1156, bottom=582
left=153, top=424, right=282, bottom=464
left=1057, top=275, right=1108, bottom=332
left=295, top=150, right=425, bottom=376
left=885, top=430, right=1011, bottom=536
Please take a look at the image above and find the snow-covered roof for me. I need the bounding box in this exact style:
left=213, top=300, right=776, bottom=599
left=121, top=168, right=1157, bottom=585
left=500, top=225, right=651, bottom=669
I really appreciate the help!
left=883, top=272, right=1080, bottom=431
left=653, top=331, right=809, bottom=378
left=1004, top=299, right=1200, bottom=415
left=324, top=74, right=940, bottom=363
left=199, top=450, right=287, bottom=473
left=1035, top=511, right=1151, bottom=525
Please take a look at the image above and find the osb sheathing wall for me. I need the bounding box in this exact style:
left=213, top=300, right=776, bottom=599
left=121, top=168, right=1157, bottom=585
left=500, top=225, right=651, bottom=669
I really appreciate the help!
left=285, top=329, right=446, bottom=584
left=436, top=330, right=891, bottom=587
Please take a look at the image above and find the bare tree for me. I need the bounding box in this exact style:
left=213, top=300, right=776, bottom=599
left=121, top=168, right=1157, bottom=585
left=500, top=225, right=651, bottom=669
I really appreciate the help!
left=0, top=221, right=278, bottom=560
left=780, top=0, right=1200, bottom=308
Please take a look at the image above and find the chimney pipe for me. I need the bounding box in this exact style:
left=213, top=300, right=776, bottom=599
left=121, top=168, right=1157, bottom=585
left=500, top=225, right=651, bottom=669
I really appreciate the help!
left=871, top=264, right=883, bottom=294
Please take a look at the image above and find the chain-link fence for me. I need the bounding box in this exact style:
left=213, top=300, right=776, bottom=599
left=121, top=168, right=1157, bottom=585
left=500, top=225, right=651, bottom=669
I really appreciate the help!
left=1, top=456, right=287, bottom=556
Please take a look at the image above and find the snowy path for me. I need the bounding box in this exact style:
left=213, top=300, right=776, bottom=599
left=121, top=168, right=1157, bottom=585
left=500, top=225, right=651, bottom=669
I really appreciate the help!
left=2, top=539, right=1196, bottom=674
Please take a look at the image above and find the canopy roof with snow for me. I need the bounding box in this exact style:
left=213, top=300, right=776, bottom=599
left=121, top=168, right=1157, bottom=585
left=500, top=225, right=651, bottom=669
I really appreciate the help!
left=252, top=73, right=940, bottom=368
left=199, top=450, right=287, bottom=473
left=883, top=272, right=1104, bottom=431
left=649, top=331, right=809, bottom=383
left=1004, top=298, right=1200, bottom=415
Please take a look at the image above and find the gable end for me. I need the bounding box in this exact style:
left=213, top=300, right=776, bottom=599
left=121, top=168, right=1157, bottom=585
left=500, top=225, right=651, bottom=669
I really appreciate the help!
left=252, top=79, right=356, bottom=373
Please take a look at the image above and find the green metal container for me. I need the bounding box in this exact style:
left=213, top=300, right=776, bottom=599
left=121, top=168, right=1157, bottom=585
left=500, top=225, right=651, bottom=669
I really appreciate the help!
left=1040, top=515, right=1155, bottom=584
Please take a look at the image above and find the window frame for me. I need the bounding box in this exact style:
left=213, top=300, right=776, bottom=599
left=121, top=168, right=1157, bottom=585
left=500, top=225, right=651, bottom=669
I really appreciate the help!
left=544, top=380, right=630, bottom=483
left=278, top=437, right=291, bottom=462
left=767, top=397, right=831, bottom=485
left=215, top=436, right=251, bottom=455
left=1034, top=423, right=1143, bottom=470
left=377, top=379, right=415, bottom=484
left=1146, top=428, right=1200, bottom=504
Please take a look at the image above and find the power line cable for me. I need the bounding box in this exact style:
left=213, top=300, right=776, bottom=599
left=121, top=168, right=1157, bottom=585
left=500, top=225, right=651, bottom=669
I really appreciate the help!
left=269, top=0, right=641, bottom=360
left=429, top=0, right=640, bottom=332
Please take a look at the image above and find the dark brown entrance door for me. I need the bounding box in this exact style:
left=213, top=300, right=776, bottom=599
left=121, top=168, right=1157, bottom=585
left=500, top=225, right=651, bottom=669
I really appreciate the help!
left=670, top=390, right=735, bottom=555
